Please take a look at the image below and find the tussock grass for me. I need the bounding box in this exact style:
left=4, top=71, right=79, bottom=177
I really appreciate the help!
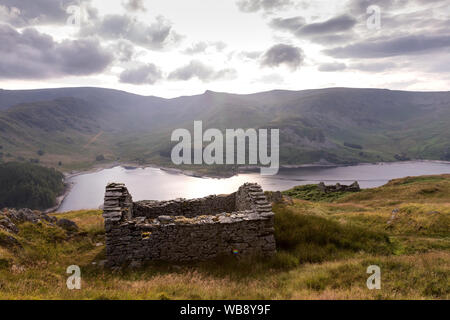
left=274, top=205, right=392, bottom=265
left=0, top=175, right=449, bottom=299
left=339, top=174, right=450, bottom=203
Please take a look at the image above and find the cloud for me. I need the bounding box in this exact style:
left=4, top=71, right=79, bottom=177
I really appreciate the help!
left=0, top=24, right=112, bottom=79
left=119, top=63, right=162, bottom=85
left=270, top=15, right=356, bottom=36
left=349, top=62, right=398, bottom=72
left=239, top=50, right=263, bottom=60
left=182, top=41, right=227, bottom=55
left=168, top=60, right=237, bottom=82
left=0, top=0, right=97, bottom=26
left=295, top=15, right=357, bottom=36
left=318, top=62, right=347, bottom=72
left=80, top=14, right=182, bottom=50
left=309, top=34, right=355, bottom=45
left=123, top=0, right=146, bottom=12
left=261, top=44, right=304, bottom=70
left=325, top=34, right=450, bottom=58
left=110, top=40, right=136, bottom=62
left=270, top=16, right=305, bottom=31
left=269, top=15, right=356, bottom=45
left=236, top=0, right=293, bottom=13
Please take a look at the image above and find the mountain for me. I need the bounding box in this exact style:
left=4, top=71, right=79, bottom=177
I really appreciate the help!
left=0, top=87, right=449, bottom=171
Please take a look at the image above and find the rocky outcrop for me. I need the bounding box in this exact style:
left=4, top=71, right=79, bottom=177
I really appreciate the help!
left=0, top=215, right=18, bottom=234
left=103, top=183, right=276, bottom=266
left=0, top=208, right=77, bottom=238
left=3, top=208, right=57, bottom=225
left=317, top=181, right=360, bottom=193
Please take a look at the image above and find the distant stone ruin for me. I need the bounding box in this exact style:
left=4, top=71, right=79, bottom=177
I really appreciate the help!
left=318, top=181, right=360, bottom=193
left=102, top=183, right=276, bottom=266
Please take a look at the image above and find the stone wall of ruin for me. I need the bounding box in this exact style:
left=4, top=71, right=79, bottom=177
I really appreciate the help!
left=103, top=183, right=276, bottom=266
left=133, top=193, right=236, bottom=218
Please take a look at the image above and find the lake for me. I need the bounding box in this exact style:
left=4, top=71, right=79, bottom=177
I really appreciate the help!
left=58, top=161, right=450, bottom=212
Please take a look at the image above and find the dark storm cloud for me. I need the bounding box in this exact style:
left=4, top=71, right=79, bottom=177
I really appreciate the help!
left=325, top=34, right=450, bottom=59
left=0, top=24, right=112, bottom=79
left=80, top=14, right=182, bottom=50
left=261, top=44, right=304, bottom=70
left=236, top=0, right=293, bottom=13
left=123, top=0, right=146, bottom=12
left=119, top=64, right=162, bottom=85
left=0, top=0, right=97, bottom=26
left=318, top=62, right=347, bottom=72
left=168, top=60, right=237, bottom=82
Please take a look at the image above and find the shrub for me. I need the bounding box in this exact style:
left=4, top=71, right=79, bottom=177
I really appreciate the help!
left=282, top=184, right=352, bottom=202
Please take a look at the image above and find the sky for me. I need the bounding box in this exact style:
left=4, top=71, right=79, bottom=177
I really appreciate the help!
left=0, top=0, right=449, bottom=98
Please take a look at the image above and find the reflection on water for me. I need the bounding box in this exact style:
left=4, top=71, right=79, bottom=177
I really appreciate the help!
left=58, top=161, right=450, bottom=212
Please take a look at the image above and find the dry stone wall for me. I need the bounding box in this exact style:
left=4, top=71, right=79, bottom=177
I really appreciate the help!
left=133, top=193, right=236, bottom=218
left=103, top=183, right=276, bottom=266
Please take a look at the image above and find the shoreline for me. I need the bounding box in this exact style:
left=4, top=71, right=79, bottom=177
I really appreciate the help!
left=50, top=159, right=450, bottom=213
left=62, top=159, right=450, bottom=180
left=45, top=181, right=74, bottom=214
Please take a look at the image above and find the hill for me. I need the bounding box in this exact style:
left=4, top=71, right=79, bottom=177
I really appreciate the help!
left=0, top=174, right=448, bottom=299
left=0, top=87, right=449, bottom=172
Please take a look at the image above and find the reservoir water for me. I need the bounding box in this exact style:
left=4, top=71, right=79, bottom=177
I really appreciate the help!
left=58, top=161, right=450, bottom=212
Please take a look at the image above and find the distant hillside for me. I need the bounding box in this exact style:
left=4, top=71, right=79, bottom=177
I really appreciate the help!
left=0, top=87, right=449, bottom=171
left=0, top=162, right=64, bottom=210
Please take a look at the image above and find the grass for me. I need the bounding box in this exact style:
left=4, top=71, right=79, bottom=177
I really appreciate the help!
left=0, top=175, right=449, bottom=299
left=283, top=184, right=354, bottom=202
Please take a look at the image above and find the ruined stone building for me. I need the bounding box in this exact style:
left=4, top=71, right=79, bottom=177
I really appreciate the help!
left=102, top=182, right=276, bottom=266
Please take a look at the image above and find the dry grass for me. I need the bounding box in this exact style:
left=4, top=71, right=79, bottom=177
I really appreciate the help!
left=0, top=175, right=449, bottom=300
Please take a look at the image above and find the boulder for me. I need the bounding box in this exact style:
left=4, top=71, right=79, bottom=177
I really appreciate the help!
left=56, top=218, right=79, bottom=232
left=39, top=213, right=57, bottom=224
left=0, top=215, right=18, bottom=234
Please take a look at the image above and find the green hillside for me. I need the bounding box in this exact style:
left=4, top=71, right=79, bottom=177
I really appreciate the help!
left=0, top=87, right=449, bottom=173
